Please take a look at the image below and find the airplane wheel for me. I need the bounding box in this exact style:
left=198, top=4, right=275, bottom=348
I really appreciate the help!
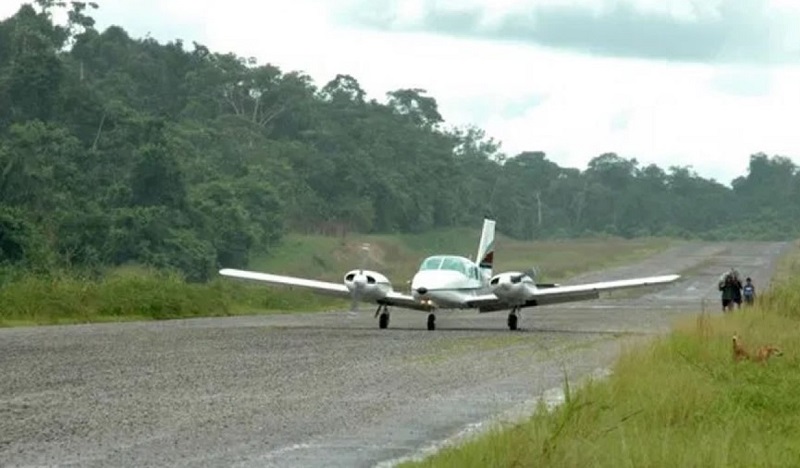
left=507, top=313, right=518, bottom=331
left=427, top=313, right=436, bottom=331
left=378, top=312, right=390, bottom=329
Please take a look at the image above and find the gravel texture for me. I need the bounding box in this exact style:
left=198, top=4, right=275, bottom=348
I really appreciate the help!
left=0, top=241, right=789, bottom=467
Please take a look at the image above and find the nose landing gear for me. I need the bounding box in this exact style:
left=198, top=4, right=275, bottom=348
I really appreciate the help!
left=376, top=305, right=390, bottom=329
left=507, top=307, right=520, bottom=331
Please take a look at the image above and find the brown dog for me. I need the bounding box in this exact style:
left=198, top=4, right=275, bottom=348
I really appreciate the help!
left=732, top=333, right=783, bottom=364
left=732, top=334, right=750, bottom=361
left=753, top=345, right=783, bottom=363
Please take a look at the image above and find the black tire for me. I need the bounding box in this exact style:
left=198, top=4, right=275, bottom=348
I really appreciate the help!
left=508, top=313, right=518, bottom=331
left=378, top=313, right=389, bottom=329
left=427, top=313, right=436, bottom=331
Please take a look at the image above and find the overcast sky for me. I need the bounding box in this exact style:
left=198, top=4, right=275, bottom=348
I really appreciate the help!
left=4, top=0, right=800, bottom=185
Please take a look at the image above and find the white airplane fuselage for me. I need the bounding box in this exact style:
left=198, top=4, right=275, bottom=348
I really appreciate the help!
left=409, top=255, right=493, bottom=309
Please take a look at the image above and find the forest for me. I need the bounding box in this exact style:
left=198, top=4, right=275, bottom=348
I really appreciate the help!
left=2, top=1, right=799, bottom=284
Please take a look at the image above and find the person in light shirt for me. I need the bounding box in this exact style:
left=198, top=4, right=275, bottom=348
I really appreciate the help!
left=742, top=277, right=756, bottom=306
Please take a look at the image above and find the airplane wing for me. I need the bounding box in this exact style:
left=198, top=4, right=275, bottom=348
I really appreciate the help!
left=218, top=268, right=429, bottom=311
left=220, top=268, right=350, bottom=296
left=466, top=274, right=680, bottom=313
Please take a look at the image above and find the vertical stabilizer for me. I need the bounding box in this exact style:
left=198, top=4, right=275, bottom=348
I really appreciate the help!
left=475, top=218, right=496, bottom=276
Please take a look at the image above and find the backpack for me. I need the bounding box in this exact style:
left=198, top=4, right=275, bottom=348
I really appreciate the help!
left=743, top=284, right=754, bottom=298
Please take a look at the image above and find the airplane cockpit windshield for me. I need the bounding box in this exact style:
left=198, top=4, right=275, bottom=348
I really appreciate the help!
left=419, top=256, right=470, bottom=275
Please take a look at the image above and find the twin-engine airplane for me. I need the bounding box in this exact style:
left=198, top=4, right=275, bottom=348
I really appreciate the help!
left=219, top=219, right=680, bottom=331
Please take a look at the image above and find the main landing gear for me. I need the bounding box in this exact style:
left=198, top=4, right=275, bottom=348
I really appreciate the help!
left=375, top=307, right=518, bottom=331
left=375, top=305, right=436, bottom=331
left=376, top=305, right=390, bottom=329
left=507, top=307, right=520, bottom=331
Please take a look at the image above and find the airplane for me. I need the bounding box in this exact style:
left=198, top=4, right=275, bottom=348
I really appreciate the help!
left=219, top=218, right=680, bottom=331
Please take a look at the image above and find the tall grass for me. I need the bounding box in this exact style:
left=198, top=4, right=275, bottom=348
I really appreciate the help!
left=0, top=265, right=344, bottom=327
left=404, top=242, right=800, bottom=468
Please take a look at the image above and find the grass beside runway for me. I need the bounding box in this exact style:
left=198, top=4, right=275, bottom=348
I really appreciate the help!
left=0, top=266, right=346, bottom=327
left=401, top=240, right=800, bottom=468
left=0, top=231, right=674, bottom=327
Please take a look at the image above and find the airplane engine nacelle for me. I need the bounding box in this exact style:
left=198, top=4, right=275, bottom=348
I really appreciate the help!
left=489, top=271, right=536, bottom=303
left=343, top=269, right=393, bottom=301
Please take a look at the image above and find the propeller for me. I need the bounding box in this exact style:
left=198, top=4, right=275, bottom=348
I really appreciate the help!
left=349, top=276, right=365, bottom=314
left=348, top=243, right=371, bottom=316
left=510, top=266, right=540, bottom=284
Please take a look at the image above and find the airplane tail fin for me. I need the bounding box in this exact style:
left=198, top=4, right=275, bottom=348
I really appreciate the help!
left=475, top=218, right=496, bottom=276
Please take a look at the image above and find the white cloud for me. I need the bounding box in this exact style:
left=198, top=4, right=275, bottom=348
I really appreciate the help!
left=3, top=0, right=800, bottom=185
left=0, top=2, right=22, bottom=19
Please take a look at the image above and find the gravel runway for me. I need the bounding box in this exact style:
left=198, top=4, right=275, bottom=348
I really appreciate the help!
left=0, top=241, right=789, bottom=467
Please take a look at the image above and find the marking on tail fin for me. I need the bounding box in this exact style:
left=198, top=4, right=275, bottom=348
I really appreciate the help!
left=479, top=250, right=494, bottom=269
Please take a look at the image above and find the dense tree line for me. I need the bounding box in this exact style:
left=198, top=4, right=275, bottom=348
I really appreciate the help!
left=1, top=2, right=798, bottom=282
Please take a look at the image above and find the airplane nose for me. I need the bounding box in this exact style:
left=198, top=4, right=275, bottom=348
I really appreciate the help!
left=354, top=275, right=366, bottom=287
left=416, top=287, right=428, bottom=295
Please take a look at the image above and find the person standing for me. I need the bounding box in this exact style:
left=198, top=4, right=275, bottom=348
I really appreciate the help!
left=742, top=277, right=756, bottom=306
left=719, top=271, right=740, bottom=312
left=726, top=268, right=744, bottom=309
left=732, top=272, right=743, bottom=309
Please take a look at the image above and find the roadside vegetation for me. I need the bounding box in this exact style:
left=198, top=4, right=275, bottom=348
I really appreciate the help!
left=1, top=231, right=672, bottom=326
left=403, top=241, right=800, bottom=468
left=0, top=265, right=341, bottom=327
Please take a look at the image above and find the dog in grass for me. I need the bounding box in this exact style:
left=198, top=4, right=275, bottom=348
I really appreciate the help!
left=732, top=333, right=783, bottom=364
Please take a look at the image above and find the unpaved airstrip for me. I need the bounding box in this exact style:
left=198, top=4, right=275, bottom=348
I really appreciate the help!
left=0, top=241, right=789, bottom=467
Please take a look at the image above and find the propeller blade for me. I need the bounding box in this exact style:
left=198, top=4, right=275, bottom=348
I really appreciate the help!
left=348, top=272, right=365, bottom=316
left=510, top=266, right=541, bottom=284
left=359, top=243, right=370, bottom=271
left=348, top=298, right=359, bottom=316
left=347, top=244, right=371, bottom=317
left=350, top=287, right=360, bottom=313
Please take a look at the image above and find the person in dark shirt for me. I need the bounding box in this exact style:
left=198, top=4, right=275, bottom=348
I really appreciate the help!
left=719, top=270, right=742, bottom=312
left=732, top=275, right=743, bottom=309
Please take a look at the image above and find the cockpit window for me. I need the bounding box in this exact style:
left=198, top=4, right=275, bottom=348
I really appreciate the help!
left=420, top=256, right=444, bottom=270
left=419, top=256, right=471, bottom=275
left=440, top=257, right=466, bottom=274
